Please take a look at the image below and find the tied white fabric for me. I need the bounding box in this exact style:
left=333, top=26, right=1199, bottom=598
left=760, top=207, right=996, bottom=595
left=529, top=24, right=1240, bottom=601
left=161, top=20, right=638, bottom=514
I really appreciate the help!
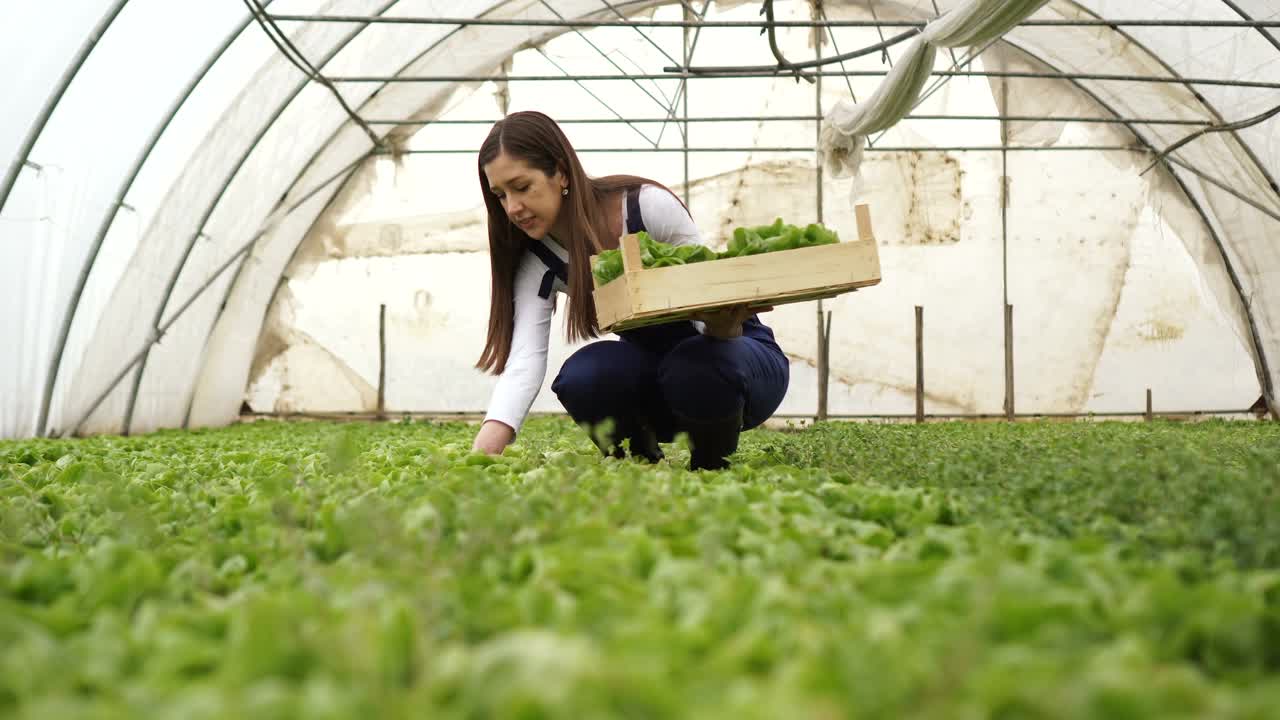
left=819, top=0, right=1049, bottom=183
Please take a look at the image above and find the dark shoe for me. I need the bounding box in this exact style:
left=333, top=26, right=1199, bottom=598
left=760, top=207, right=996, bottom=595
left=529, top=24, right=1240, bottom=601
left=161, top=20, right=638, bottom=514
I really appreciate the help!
left=590, top=417, right=664, bottom=463
left=680, top=412, right=743, bottom=471
left=628, top=422, right=664, bottom=463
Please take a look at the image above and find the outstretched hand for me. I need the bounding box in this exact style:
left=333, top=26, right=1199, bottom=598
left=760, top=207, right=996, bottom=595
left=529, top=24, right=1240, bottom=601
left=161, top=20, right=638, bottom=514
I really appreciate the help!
left=472, top=419, right=514, bottom=455
left=692, top=305, right=773, bottom=340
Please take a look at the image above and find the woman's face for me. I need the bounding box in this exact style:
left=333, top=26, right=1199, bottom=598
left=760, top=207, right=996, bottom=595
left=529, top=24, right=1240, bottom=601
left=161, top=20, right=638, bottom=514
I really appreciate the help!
left=483, top=151, right=567, bottom=240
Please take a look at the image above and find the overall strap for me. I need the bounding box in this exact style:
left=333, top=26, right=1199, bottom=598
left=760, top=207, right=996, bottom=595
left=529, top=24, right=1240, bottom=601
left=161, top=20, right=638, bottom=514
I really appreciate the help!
left=625, top=186, right=646, bottom=234
left=527, top=239, right=568, bottom=299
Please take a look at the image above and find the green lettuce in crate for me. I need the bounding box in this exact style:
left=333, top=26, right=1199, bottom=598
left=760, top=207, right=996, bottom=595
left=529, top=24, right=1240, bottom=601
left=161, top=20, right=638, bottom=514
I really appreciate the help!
left=591, top=220, right=841, bottom=287
left=721, top=218, right=840, bottom=259
left=592, top=231, right=717, bottom=286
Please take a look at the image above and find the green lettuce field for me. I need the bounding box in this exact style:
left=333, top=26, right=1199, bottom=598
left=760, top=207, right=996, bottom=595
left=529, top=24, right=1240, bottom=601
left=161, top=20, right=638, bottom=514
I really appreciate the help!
left=2, top=418, right=1279, bottom=719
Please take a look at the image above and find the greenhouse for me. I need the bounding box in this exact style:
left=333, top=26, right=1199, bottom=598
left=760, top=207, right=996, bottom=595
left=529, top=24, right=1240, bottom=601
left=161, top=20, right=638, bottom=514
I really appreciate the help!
left=3, top=0, right=1277, bottom=438
left=2, top=0, right=1279, bottom=717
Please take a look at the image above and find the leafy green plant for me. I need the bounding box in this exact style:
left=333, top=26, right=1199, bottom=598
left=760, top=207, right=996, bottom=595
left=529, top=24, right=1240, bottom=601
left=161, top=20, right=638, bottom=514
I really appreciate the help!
left=722, top=218, right=839, bottom=259
left=592, top=219, right=840, bottom=287
left=1, top=419, right=1278, bottom=718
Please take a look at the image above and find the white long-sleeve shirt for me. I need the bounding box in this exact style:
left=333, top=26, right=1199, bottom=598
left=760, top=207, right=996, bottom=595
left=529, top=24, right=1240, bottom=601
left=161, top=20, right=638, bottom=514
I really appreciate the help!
left=483, top=184, right=703, bottom=434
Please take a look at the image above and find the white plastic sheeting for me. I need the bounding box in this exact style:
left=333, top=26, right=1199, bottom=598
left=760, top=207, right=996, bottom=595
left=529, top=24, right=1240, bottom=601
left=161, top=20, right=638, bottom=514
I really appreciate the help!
left=238, top=16, right=1259, bottom=418
left=820, top=0, right=1048, bottom=177
left=2, top=0, right=1277, bottom=438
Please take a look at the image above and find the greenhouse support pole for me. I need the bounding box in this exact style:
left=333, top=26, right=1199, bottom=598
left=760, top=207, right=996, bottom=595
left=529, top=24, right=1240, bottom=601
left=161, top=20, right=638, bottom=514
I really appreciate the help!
left=816, top=309, right=829, bottom=421
left=337, top=71, right=1280, bottom=90
left=389, top=145, right=1148, bottom=154
left=377, top=304, right=387, bottom=420
left=1001, top=78, right=1014, bottom=422
left=916, top=306, right=924, bottom=424
left=682, top=2, right=691, bottom=207
left=367, top=114, right=1212, bottom=127
left=268, top=15, right=1280, bottom=30
left=1005, top=305, right=1015, bottom=420
left=814, top=0, right=830, bottom=423
left=657, top=0, right=709, bottom=158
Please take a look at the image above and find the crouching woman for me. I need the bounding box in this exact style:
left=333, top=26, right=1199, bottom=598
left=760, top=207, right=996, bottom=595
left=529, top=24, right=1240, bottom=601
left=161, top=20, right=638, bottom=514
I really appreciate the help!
left=471, top=111, right=788, bottom=470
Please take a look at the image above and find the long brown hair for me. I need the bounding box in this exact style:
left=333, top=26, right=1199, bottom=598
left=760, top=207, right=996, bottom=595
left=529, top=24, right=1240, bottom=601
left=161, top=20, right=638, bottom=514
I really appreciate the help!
left=475, top=111, right=684, bottom=374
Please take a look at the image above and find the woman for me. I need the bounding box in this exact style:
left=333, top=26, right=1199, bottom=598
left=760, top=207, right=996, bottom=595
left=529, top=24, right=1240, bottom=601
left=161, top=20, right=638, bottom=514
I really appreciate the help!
left=472, top=111, right=789, bottom=470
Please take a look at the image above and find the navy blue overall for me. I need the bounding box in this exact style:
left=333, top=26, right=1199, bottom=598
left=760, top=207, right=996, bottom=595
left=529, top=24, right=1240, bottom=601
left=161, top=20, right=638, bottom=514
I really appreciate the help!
left=533, top=187, right=790, bottom=447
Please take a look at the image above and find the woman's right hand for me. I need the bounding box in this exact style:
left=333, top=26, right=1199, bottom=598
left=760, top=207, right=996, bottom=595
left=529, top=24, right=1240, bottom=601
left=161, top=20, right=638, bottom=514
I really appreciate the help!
left=694, top=304, right=773, bottom=340
left=472, top=419, right=515, bottom=455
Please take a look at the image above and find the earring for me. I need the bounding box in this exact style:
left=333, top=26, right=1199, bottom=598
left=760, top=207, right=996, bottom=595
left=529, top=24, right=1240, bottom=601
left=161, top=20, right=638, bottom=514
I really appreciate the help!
left=562, top=187, right=569, bottom=196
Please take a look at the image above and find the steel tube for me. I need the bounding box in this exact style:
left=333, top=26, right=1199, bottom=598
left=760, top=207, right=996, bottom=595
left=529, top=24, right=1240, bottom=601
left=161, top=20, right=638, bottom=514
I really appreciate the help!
left=0, top=1, right=130, bottom=217
left=379, top=145, right=1150, bottom=153
left=38, top=2, right=277, bottom=438
left=268, top=15, right=1280, bottom=29
left=328, top=70, right=1280, bottom=90
left=363, top=114, right=1210, bottom=126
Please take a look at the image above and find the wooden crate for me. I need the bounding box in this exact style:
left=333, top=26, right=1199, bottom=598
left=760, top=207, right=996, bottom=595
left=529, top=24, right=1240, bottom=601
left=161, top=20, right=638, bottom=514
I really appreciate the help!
left=592, top=204, right=881, bottom=333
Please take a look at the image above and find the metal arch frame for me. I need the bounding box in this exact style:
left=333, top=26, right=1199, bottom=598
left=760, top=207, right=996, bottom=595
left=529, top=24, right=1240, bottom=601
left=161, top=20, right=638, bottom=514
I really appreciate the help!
left=196, top=6, right=1280, bottom=430
left=264, top=14, right=1280, bottom=29
left=202, top=1, right=1279, bottom=427
left=994, top=39, right=1278, bottom=412
left=188, top=0, right=675, bottom=425
left=261, top=0, right=682, bottom=232
left=36, top=0, right=281, bottom=438
left=872, top=0, right=1278, bottom=407
left=139, top=0, right=679, bottom=434
left=1063, top=2, right=1280, bottom=209
left=1059, top=2, right=1280, bottom=404
left=116, top=0, right=408, bottom=436
left=846, top=0, right=1278, bottom=406
left=1220, top=0, right=1280, bottom=55
left=1215, top=0, right=1280, bottom=198
left=316, top=71, right=1280, bottom=86
left=359, top=114, right=1212, bottom=124
left=59, top=153, right=371, bottom=437
left=0, top=0, right=130, bottom=218
left=41, top=0, right=1278, bottom=433
left=374, top=144, right=1148, bottom=151
left=172, top=147, right=373, bottom=425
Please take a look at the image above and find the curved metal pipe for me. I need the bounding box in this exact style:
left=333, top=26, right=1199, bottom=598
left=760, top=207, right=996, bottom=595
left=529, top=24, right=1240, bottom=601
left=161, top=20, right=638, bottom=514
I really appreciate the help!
left=185, top=0, right=663, bottom=428
left=1073, top=2, right=1280, bottom=202
left=37, top=1, right=278, bottom=437
left=216, top=9, right=1278, bottom=427
left=1001, top=38, right=1277, bottom=412
left=120, top=0, right=405, bottom=435
left=144, top=0, right=1278, bottom=431
left=0, top=0, right=130, bottom=217
left=64, top=153, right=368, bottom=437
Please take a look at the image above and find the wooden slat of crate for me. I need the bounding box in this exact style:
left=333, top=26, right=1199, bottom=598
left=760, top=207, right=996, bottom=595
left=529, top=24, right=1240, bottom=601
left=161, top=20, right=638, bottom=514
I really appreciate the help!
left=594, top=205, right=881, bottom=333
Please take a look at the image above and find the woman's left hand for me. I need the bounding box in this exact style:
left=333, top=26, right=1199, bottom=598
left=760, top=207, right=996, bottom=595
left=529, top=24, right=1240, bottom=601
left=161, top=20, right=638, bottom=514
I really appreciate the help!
left=693, top=305, right=772, bottom=340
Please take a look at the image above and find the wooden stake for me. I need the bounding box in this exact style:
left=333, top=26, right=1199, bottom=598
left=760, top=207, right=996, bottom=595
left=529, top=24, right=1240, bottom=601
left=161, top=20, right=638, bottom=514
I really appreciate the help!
left=1145, top=388, right=1152, bottom=422
left=1004, top=303, right=1015, bottom=421
left=816, top=300, right=828, bottom=422
left=825, top=309, right=833, bottom=414
left=916, top=306, right=924, bottom=424
left=377, top=303, right=387, bottom=421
